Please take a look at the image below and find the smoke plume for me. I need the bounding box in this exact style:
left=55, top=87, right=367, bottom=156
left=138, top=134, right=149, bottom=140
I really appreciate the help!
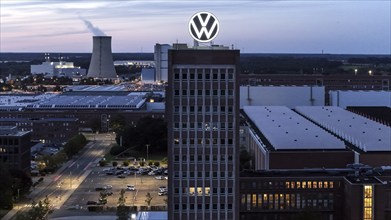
left=80, top=17, right=106, bottom=36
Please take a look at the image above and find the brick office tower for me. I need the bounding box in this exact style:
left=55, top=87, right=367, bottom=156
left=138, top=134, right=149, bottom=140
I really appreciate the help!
left=167, top=45, right=240, bottom=220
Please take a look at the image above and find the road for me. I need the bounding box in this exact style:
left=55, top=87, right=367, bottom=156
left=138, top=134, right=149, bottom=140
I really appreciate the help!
left=3, top=134, right=113, bottom=220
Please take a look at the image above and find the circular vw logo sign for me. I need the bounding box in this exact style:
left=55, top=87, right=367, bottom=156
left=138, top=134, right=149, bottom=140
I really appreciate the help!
left=189, top=12, right=219, bottom=43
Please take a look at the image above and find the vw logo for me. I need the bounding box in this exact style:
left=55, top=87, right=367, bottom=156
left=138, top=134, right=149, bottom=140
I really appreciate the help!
left=189, top=12, right=219, bottom=43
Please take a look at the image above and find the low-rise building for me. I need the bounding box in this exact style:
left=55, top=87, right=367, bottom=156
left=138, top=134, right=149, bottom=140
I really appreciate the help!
left=0, top=126, right=31, bottom=172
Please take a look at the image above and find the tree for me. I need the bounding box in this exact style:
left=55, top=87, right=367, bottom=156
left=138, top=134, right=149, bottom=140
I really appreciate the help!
left=89, top=118, right=101, bottom=133
left=145, top=192, right=153, bottom=208
left=0, top=163, right=13, bottom=209
left=17, top=196, right=51, bottom=220
left=110, top=114, right=126, bottom=133
left=63, top=134, right=88, bottom=157
left=118, top=117, right=167, bottom=153
left=10, top=168, right=32, bottom=196
left=116, top=189, right=129, bottom=220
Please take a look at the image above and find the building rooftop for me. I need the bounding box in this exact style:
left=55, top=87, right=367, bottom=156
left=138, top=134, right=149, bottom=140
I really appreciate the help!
left=27, top=93, right=146, bottom=109
left=243, top=106, right=346, bottom=150
left=295, top=106, right=391, bottom=152
left=0, top=126, right=30, bottom=136
left=63, top=85, right=127, bottom=92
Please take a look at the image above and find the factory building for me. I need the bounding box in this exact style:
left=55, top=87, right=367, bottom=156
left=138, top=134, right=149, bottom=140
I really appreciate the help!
left=240, top=86, right=325, bottom=108
left=241, top=105, right=390, bottom=170
left=240, top=74, right=391, bottom=105
left=0, top=88, right=164, bottom=143
left=240, top=166, right=391, bottom=220
left=242, top=106, right=353, bottom=170
left=0, top=126, right=31, bottom=172
left=329, top=90, right=391, bottom=108
left=31, top=60, right=86, bottom=78
left=295, top=106, right=391, bottom=167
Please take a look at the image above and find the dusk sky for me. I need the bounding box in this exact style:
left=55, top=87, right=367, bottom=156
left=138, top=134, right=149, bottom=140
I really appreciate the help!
left=1, top=0, right=390, bottom=54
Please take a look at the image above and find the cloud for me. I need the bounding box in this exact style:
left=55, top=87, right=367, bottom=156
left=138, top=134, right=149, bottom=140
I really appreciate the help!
left=79, top=17, right=106, bottom=36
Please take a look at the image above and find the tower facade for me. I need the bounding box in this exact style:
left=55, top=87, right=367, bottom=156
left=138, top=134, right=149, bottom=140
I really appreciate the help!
left=87, top=36, right=117, bottom=79
left=154, top=43, right=171, bottom=82
left=167, top=46, right=240, bottom=220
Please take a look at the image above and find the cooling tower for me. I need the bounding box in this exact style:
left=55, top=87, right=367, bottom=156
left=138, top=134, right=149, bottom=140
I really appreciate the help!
left=87, top=36, right=117, bottom=78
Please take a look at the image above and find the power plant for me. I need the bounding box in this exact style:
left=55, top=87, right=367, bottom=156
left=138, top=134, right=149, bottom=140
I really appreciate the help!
left=87, top=36, right=117, bottom=79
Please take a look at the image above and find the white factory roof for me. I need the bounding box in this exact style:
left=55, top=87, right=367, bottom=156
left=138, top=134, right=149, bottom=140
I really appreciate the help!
left=28, top=93, right=146, bottom=109
left=243, top=106, right=346, bottom=150
left=64, top=85, right=127, bottom=92
left=0, top=94, right=55, bottom=107
left=295, top=106, right=391, bottom=152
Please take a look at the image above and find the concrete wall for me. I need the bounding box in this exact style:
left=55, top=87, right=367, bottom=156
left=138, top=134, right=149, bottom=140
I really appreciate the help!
left=330, top=90, right=391, bottom=108
left=240, top=86, right=325, bottom=108
left=269, top=151, right=355, bottom=169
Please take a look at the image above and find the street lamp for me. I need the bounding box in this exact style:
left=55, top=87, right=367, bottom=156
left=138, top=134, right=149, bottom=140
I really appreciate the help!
left=145, top=144, right=150, bottom=162
left=354, top=69, right=358, bottom=75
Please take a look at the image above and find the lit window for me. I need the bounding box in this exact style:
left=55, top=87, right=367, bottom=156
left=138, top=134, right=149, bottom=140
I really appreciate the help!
left=363, top=185, right=373, bottom=220
left=252, top=194, right=257, bottom=207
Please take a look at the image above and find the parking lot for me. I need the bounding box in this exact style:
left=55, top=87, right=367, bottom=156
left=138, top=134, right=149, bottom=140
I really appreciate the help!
left=62, top=164, right=168, bottom=210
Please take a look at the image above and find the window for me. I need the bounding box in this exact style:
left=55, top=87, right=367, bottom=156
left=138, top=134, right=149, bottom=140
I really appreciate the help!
left=363, top=185, right=373, bottom=220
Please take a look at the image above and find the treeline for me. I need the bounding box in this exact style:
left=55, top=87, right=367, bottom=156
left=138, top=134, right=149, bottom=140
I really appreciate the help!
left=0, top=164, right=32, bottom=210
left=63, top=134, right=88, bottom=157
left=111, top=116, right=167, bottom=156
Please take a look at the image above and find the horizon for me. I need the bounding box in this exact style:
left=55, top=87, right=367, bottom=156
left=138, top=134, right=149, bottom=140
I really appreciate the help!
left=1, top=1, right=390, bottom=54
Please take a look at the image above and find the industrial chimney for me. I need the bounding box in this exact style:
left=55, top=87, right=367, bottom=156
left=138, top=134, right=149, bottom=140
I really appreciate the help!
left=87, top=36, right=117, bottom=79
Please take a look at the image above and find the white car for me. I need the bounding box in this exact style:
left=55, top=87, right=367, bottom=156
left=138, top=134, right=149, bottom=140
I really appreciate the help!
left=155, top=176, right=164, bottom=180
left=158, top=186, right=167, bottom=192
left=126, top=185, right=136, bottom=191
left=103, top=185, right=112, bottom=190
left=158, top=191, right=167, bottom=196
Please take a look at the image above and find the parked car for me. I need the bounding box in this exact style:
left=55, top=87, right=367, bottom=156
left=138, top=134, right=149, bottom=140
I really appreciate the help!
left=158, top=191, right=167, bottom=196
left=103, top=185, right=112, bottom=190
left=159, top=186, right=167, bottom=192
left=117, top=174, right=126, bottom=178
left=155, top=176, right=164, bottom=180
left=86, top=201, right=98, bottom=205
left=126, top=185, right=136, bottom=191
